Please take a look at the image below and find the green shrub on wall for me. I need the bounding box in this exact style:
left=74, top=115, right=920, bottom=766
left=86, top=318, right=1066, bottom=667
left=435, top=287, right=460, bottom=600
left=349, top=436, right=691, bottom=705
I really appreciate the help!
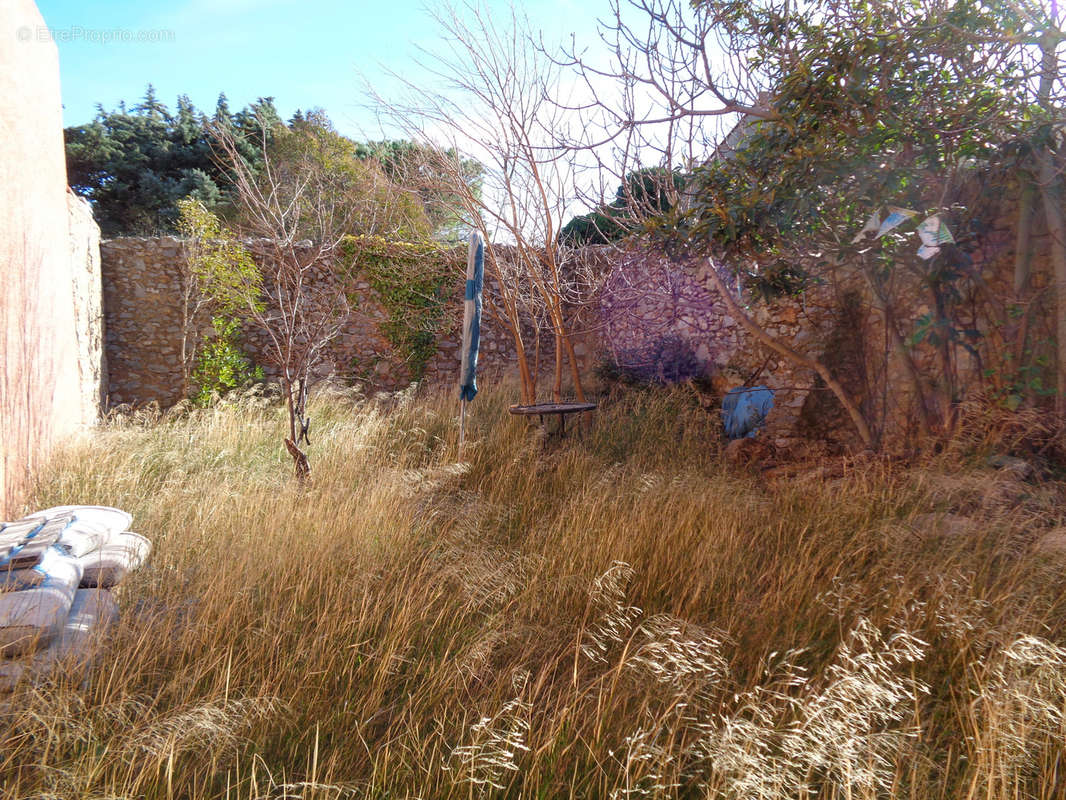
left=178, top=198, right=266, bottom=404
left=192, top=317, right=265, bottom=406
left=342, top=235, right=459, bottom=380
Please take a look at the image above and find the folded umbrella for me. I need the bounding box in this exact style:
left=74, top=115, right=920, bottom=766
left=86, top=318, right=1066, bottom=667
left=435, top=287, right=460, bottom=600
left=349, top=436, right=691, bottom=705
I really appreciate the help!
left=459, top=231, right=484, bottom=451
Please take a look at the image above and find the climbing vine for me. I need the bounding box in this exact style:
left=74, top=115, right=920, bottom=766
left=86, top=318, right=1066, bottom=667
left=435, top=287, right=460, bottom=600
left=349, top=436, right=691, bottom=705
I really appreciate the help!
left=342, top=234, right=459, bottom=380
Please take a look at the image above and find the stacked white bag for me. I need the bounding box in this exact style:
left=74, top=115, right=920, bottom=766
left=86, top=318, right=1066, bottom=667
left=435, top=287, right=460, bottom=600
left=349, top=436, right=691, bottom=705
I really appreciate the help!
left=0, top=505, right=150, bottom=691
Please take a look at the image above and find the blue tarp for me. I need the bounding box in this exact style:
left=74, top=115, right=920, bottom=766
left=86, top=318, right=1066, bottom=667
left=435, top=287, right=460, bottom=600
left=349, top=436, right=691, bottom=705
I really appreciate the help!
left=722, top=385, right=775, bottom=439
left=459, top=232, right=484, bottom=402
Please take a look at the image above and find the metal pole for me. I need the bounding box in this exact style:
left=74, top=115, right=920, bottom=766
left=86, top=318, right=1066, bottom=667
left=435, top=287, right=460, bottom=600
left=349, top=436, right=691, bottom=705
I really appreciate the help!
left=459, top=398, right=467, bottom=457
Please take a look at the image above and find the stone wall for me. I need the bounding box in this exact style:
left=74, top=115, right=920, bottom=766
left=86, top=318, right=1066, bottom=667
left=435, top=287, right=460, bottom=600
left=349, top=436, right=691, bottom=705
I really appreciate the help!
left=100, top=188, right=1046, bottom=453
left=0, top=0, right=104, bottom=517
left=570, top=206, right=1049, bottom=452
left=99, top=236, right=830, bottom=444
left=102, top=237, right=190, bottom=407
left=572, top=248, right=846, bottom=448
left=101, top=238, right=529, bottom=407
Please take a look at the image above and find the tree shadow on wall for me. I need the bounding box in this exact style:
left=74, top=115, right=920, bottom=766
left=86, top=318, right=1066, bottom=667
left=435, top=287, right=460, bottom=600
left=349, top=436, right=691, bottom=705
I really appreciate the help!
left=597, top=334, right=707, bottom=387
left=796, top=292, right=872, bottom=452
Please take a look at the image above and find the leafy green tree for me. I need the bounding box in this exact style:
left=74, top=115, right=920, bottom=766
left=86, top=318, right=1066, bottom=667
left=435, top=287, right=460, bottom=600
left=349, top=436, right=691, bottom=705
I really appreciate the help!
left=676, top=0, right=1054, bottom=439
left=65, top=88, right=464, bottom=241
left=267, top=112, right=433, bottom=242
left=191, top=317, right=265, bottom=406
left=214, top=92, right=232, bottom=123
left=176, top=198, right=263, bottom=316
left=354, top=139, right=484, bottom=241
left=132, top=83, right=169, bottom=120
left=561, top=168, right=685, bottom=245
left=565, top=0, right=1065, bottom=446
left=64, top=88, right=275, bottom=235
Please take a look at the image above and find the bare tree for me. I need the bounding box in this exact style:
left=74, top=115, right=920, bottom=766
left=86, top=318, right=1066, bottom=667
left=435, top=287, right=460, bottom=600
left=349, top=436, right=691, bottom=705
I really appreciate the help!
left=368, top=1, right=588, bottom=405
left=176, top=235, right=211, bottom=399
left=210, top=118, right=358, bottom=482
left=546, top=0, right=777, bottom=226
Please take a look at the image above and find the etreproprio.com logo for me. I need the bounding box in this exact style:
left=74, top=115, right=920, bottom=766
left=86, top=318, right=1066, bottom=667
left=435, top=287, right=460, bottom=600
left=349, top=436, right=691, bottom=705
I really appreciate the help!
left=16, top=25, right=176, bottom=45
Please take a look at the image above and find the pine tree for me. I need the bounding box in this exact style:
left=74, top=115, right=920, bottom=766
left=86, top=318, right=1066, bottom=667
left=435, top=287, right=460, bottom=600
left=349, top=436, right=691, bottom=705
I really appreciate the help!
left=133, top=83, right=170, bottom=121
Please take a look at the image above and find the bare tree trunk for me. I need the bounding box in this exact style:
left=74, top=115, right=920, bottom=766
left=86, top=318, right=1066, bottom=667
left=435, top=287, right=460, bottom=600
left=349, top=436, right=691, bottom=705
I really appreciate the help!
left=553, top=330, right=563, bottom=403
left=283, top=376, right=311, bottom=484
left=542, top=287, right=587, bottom=403
left=704, top=258, right=876, bottom=449
left=876, top=294, right=935, bottom=441
left=486, top=246, right=537, bottom=404
left=179, top=252, right=204, bottom=400
left=859, top=264, right=936, bottom=439
left=180, top=307, right=193, bottom=398
left=532, top=326, right=542, bottom=395
left=561, top=329, right=587, bottom=403
left=930, top=284, right=959, bottom=434
left=1014, top=177, right=1036, bottom=295
left=285, top=438, right=311, bottom=484
left=513, top=325, right=535, bottom=405
left=1037, top=31, right=1066, bottom=415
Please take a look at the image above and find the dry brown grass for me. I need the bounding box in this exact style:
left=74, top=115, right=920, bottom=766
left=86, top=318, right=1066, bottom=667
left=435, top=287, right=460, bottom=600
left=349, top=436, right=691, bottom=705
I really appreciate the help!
left=2, top=382, right=1065, bottom=799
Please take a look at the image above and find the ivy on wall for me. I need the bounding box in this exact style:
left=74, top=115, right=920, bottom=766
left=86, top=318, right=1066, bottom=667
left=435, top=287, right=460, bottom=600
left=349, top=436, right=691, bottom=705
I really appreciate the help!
left=341, top=235, right=460, bottom=380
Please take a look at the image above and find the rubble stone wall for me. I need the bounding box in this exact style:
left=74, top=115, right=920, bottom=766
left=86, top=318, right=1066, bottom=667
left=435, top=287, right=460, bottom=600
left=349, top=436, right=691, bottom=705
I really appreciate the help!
left=100, top=238, right=529, bottom=407
left=100, top=238, right=817, bottom=435
left=575, top=206, right=1052, bottom=451
left=569, top=249, right=845, bottom=448
left=101, top=194, right=1045, bottom=452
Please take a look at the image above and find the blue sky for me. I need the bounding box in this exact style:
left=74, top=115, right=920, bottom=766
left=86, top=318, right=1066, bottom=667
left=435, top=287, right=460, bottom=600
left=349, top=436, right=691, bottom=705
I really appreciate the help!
left=35, top=0, right=597, bottom=139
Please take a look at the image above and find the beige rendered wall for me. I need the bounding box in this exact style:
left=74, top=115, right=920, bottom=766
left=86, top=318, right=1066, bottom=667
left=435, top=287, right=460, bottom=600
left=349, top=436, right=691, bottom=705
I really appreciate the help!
left=68, top=192, right=106, bottom=424
left=0, top=1, right=100, bottom=517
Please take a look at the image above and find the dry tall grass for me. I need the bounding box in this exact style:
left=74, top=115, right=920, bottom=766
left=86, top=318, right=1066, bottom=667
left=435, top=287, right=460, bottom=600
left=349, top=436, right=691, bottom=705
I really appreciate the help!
left=3, top=383, right=1065, bottom=799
